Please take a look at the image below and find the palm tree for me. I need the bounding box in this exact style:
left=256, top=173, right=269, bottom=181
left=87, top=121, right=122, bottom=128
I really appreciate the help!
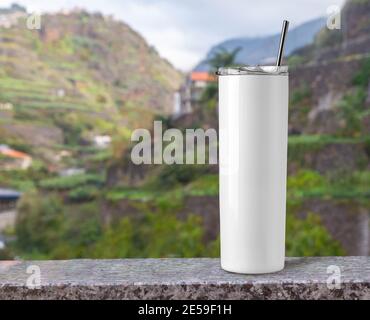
left=200, top=47, right=242, bottom=104
left=207, top=47, right=242, bottom=71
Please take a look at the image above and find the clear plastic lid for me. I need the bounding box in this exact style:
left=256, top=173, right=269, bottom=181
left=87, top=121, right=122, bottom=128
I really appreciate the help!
left=217, top=65, right=288, bottom=76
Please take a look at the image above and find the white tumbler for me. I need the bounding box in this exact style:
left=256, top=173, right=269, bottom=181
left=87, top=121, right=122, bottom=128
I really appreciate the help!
left=218, top=66, right=289, bottom=274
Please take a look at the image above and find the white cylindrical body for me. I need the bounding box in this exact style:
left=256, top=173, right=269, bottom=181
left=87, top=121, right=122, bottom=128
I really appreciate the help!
left=218, top=67, right=289, bottom=274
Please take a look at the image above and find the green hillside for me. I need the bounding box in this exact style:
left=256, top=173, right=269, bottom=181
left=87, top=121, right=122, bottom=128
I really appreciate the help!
left=0, top=9, right=182, bottom=171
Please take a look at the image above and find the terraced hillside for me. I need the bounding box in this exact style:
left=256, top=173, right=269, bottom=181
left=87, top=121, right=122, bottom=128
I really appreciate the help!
left=0, top=9, right=182, bottom=171
left=1, top=1, right=369, bottom=261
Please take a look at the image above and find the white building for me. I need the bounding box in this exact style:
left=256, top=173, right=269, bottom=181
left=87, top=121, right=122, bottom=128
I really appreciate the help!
left=94, top=135, right=112, bottom=149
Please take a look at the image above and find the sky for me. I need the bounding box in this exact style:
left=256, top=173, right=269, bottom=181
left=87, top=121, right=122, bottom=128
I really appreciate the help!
left=0, top=0, right=346, bottom=71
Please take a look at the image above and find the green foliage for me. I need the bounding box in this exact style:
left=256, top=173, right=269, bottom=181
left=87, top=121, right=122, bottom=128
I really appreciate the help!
left=155, top=165, right=208, bottom=189
left=287, top=170, right=326, bottom=197
left=288, top=135, right=366, bottom=167
left=287, top=55, right=306, bottom=69
left=0, top=161, right=47, bottom=192
left=67, top=185, right=99, bottom=202
left=0, top=248, right=14, bottom=260
left=286, top=213, right=344, bottom=256
left=287, top=169, right=370, bottom=200
left=186, top=174, right=219, bottom=196
left=337, top=87, right=366, bottom=136
left=52, top=203, right=102, bottom=259
left=313, top=28, right=342, bottom=49
left=290, top=85, right=311, bottom=105
left=92, top=209, right=207, bottom=258
left=200, top=82, right=218, bottom=103
left=13, top=193, right=215, bottom=259
left=2, top=9, right=365, bottom=261
left=352, top=57, right=370, bottom=88
left=105, top=188, right=154, bottom=202
left=52, top=112, right=90, bottom=146
left=207, top=47, right=241, bottom=71
left=39, top=173, right=104, bottom=191
left=15, top=192, right=66, bottom=253
left=0, top=138, right=32, bottom=154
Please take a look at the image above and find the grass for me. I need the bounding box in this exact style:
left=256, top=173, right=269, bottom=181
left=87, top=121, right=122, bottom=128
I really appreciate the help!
left=104, top=168, right=369, bottom=209
left=0, top=78, right=52, bottom=91
left=185, top=174, right=219, bottom=196
left=287, top=170, right=370, bottom=201
left=288, top=135, right=369, bottom=167
left=288, top=134, right=367, bottom=145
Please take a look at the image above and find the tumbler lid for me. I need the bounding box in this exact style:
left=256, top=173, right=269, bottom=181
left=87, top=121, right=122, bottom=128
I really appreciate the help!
left=217, top=65, right=288, bottom=76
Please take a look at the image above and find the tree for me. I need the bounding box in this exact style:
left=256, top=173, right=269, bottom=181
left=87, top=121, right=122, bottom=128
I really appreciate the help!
left=200, top=47, right=242, bottom=106
left=207, top=47, right=241, bottom=72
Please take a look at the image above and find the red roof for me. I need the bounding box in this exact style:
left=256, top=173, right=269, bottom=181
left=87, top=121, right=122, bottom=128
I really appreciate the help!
left=190, top=72, right=216, bottom=82
left=0, top=148, right=30, bottom=159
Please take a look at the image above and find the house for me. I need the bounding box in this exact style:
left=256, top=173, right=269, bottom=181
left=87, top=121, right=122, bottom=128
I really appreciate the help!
left=59, top=168, right=86, bottom=177
left=94, top=135, right=112, bottom=149
left=174, top=71, right=216, bottom=116
left=0, top=145, right=32, bottom=170
left=0, top=188, right=21, bottom=212
left=0, top=102, right=14, bottom=119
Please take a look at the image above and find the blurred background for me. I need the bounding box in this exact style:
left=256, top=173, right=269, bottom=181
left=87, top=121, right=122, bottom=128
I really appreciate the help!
left=0, top=0, right=368, bottom=260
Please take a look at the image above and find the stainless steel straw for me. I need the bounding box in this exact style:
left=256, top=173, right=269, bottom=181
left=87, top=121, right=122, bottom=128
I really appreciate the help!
left=276, top=20, right=289, bottom=67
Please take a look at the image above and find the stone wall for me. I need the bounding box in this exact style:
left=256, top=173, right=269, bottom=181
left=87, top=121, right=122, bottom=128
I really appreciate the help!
left=0, top=257, right=369, bottom=299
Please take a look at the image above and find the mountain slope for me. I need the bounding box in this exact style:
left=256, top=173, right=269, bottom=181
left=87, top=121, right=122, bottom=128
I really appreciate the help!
left=0, top=8, right=182, bottom=166
left=195, top=17, right=325, bottom=70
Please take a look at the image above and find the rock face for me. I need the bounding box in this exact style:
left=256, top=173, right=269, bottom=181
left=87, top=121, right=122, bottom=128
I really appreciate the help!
left=289, top=0, right=370, bottom=134
left=290, top=59, right=363, bottom=134
left=343, top=0, right=370, bottom=41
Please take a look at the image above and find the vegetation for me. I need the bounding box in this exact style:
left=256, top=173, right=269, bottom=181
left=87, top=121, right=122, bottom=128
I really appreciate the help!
left=206, top=47, right=241, bottom=72
left=12, top=192, right=218, bottom=259
left=352, top=57, right=370, bottom=88
left=1, top=5, right=369, bottom=261
left=39, top=173, right=104, bottom=191
left=286, top=213, right=344, bottom=256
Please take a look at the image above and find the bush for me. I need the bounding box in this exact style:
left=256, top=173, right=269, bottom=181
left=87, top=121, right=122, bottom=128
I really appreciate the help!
left=337, top=87, right=366, bottom=136
left=287, top=55, right=306, bottom=69
left=15, top=192, right=66, bottom=253
left=186, top=174, right=219, bottom=196
left=156, top=165, right=208, bottom=188
left=92, top=208, right=208, bottom=258
left=352, top=57, right=370, bottom=88
left=290, top=85, right=311, bottom=105
left=67, top=185, right=99, bottom=202
left=287, top=170, right=326, bottom=198
left=286, top=213, right=344, bottom=256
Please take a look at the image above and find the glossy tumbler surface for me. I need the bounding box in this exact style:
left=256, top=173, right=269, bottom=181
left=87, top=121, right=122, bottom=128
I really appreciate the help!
left=218, top=67, right=289, bottom=274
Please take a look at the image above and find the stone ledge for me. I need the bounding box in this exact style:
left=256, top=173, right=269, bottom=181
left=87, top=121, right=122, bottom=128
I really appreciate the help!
left=0, top=257, right=369, bottom=300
